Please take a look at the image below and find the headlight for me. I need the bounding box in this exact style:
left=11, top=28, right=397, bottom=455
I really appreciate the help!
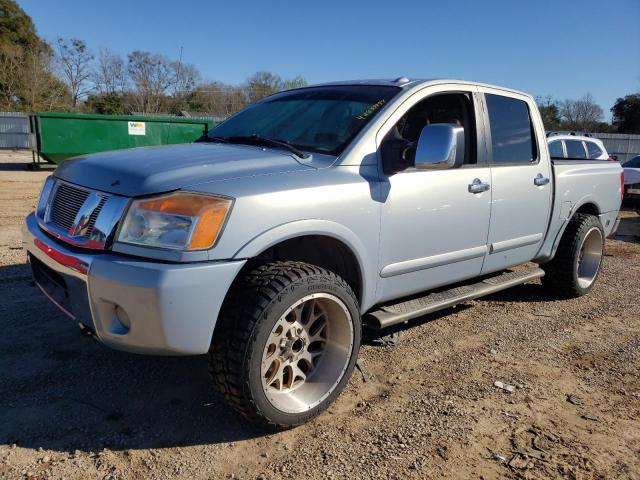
left=117, top=192, right=233, bottom=250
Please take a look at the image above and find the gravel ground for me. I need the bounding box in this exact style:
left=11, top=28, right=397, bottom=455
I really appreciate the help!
left=0, top=151, right=639, bottom=480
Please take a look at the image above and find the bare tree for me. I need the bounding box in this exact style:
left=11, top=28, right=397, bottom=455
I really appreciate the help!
left=171, top=60, right=200, bottom=110
left=0, top=41, right=69, bottom=111
left=93, top=48, right=126, bottom=95
left=0, top=43, right=25, bottom=109
left=246, top=71, right=282, bottom=102
left=127, top=50, right=176, bottom=113
left=56, top=38, right=93, bottom=108
left=189, top=82, right=249, bottom=116
left=558, top=94, right=604, bottom=132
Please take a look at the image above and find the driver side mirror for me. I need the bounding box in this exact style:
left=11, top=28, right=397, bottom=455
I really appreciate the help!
left=414, top=124, right=465, bottom=170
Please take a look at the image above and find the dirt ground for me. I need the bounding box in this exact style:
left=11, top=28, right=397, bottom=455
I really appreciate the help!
left=0, top=150, right=638, bottom=480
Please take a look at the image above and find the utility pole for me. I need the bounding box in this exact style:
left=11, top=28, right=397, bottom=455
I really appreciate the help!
left=176, top=46, right=183, bottom=94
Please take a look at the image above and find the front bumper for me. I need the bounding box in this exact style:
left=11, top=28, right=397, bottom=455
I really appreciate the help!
left=23, top=213, right=246, bottom=355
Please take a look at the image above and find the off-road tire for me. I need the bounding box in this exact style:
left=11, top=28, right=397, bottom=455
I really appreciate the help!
left=540, top=213, right=604, bottom=298
left=209, top=261, right=361, bottom=429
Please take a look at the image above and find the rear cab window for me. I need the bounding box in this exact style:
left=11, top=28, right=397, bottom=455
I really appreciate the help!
left=586, top=141, right=603, bottom=159
left=565, top=140, right=587, bottom=159
left=485, top=94, right=537, bottom=165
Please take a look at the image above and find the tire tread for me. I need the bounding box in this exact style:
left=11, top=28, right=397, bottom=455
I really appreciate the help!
left=540, top=213, right=603, bottom=298
left=208, top=260, right=358, bottom=429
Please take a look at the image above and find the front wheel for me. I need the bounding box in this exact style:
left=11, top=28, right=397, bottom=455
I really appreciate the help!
left=540, top=213, right=605, bottom=298
left=209, top=261, right=361, bottom=428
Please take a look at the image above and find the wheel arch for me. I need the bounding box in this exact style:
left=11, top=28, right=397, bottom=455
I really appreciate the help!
left=232, top=220, right=375, bottom=311
left=548, top=199, right=602, bottom=260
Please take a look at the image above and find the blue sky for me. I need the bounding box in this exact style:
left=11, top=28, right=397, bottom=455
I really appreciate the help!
left=18, top=0, right=640, bottom=118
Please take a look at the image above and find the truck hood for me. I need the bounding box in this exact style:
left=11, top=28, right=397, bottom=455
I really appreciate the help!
left=54, top=143, right=319, bottom=196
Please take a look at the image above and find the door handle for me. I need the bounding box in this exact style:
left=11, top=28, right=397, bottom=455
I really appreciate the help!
left=534, top=173, right=550, bottom=186
left=468, top=178, right=490, bottom=194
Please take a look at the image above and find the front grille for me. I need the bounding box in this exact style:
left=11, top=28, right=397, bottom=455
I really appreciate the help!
left=49, top=183, right=106, bottom=235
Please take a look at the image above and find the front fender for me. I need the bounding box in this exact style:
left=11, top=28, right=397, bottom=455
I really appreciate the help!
left=232, top=219, right=376, bottom=311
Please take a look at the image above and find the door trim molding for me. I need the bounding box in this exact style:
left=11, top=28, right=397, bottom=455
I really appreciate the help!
left=489, top=233, right=543, bottom=254
left=380, top=245, right=487, bottom=278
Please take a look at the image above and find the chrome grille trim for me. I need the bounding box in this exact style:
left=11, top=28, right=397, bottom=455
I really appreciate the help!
left=36, top=178, right=130, bottom=250
left=49, top=183, right=91, bottom=232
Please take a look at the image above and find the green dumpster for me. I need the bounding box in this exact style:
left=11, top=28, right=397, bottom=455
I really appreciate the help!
left=31, top=112, right=216, bottom=164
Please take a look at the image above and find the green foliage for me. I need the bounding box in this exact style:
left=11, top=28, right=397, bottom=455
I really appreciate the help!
left=282, top=75, right=308, bottom=90
left=85, top=92, right=126, bottom=115
left=0, top=0, right=70, bottom=111
left=611, top=94, right=640, bottom=134
left=0, top=0, right=44, bottom=50
left=536, top=94, right=613, bottom=133
left=536, top=95, right=561, bottom=131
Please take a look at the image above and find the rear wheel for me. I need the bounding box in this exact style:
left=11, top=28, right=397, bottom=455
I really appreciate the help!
left=209, top=261, right=361, bottom=428
left=540, top=213, right=604, bottom=298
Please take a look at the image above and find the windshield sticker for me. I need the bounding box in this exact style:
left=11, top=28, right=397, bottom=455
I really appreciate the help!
left=356, top=99, right=386, bottom=120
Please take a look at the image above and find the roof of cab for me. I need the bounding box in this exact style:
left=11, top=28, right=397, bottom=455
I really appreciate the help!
left=547, top=133, right=606, bottom=144
left=313, top=78, right=530, bottom=97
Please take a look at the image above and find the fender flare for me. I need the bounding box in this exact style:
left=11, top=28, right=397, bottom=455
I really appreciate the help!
left=547, top=195, right=602, bottom=259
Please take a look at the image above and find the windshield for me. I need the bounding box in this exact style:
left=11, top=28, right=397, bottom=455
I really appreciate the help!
left=625, top=156, right=640, bottom=168
left=208, top=85, right=400, bottom=156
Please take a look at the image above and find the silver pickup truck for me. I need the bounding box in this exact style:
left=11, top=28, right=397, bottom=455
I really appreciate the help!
left=23, top=78, right=623, bottom=428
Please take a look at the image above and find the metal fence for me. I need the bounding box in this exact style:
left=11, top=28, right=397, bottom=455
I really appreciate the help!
left=0, top=112, right=33, bottom=150
left=593, top=133, right=640, bottom=164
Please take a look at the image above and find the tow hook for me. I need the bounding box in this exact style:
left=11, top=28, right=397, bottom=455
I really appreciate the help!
left=78, top=322, right=95, bottom=337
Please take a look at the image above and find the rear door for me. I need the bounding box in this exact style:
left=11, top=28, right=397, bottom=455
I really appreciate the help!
left=479, top=91, right=552, bottom=274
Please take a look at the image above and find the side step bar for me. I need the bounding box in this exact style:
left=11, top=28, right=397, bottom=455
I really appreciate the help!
left=366, top=267, right=545, bottom=329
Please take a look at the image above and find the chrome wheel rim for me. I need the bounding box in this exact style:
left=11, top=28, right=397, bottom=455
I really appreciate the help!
left=576, top=227, right=603, bottom=289
left=260, top=293, right=354, bottom=414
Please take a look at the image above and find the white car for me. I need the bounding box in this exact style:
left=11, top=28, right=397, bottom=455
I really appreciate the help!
left=623, top=155, right=640, bottom=203
left=547, top=133, right=611, bottom=161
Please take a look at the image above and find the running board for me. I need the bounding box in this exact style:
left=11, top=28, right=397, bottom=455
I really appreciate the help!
left=366, top=267, right=545, bottom=329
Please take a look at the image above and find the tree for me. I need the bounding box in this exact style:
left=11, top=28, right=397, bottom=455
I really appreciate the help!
left=56, top=38, right=93, bottom=108
left=535, top=95, right=561, bottom=131
left=558, top=94, right=604, bottom=132
left=170, top=60, right=200, bottom=112
left=611, top=94, right=640, bottom=134
left=0, top=0, right=43, bottom=50
left=0, top=1, right=70, bottom=111
left=127, top=50, right=174, bottom=113
left=22, top=46, right=70, bottom=111
left=282, top=75, right=307, bottom=90
left=93, top=48, right=126, bottom=95
left=88, top=49, right=127, bottom=114
left=246, top=71, right=282, bottom=102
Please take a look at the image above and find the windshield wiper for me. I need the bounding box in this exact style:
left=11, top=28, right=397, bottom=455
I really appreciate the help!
left=224, top=134, right=309, bottom=158
left=197, top=135, right=229, bottom=143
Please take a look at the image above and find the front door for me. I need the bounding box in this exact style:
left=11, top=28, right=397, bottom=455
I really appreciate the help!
left=377, top=90, right=492, bottom=302
left=479, top=91, right=552, bottom=274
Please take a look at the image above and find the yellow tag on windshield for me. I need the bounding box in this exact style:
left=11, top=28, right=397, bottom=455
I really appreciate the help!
left=356, top=99, right=386, bottom=120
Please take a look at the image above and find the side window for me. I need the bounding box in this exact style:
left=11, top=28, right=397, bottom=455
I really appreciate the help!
left=548, top=140, right=564, bottom=158
left=565, top=140, right=587, bottom=159
left=485, top=94, right=536, bottom=164
left=586, top=141, right=603, bottom=159
left=389, top=92, right=477, bottom=166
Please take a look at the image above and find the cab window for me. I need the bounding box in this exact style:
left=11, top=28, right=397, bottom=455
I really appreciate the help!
left=548, top=140, right=564, bottom=158
left=384, top=92, right=477, bottom=167
left=485, top=94, right=537, bottom=164
left=565, top=140, right=587, bottom=159
left=586, top=141, right=603, bottom=159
